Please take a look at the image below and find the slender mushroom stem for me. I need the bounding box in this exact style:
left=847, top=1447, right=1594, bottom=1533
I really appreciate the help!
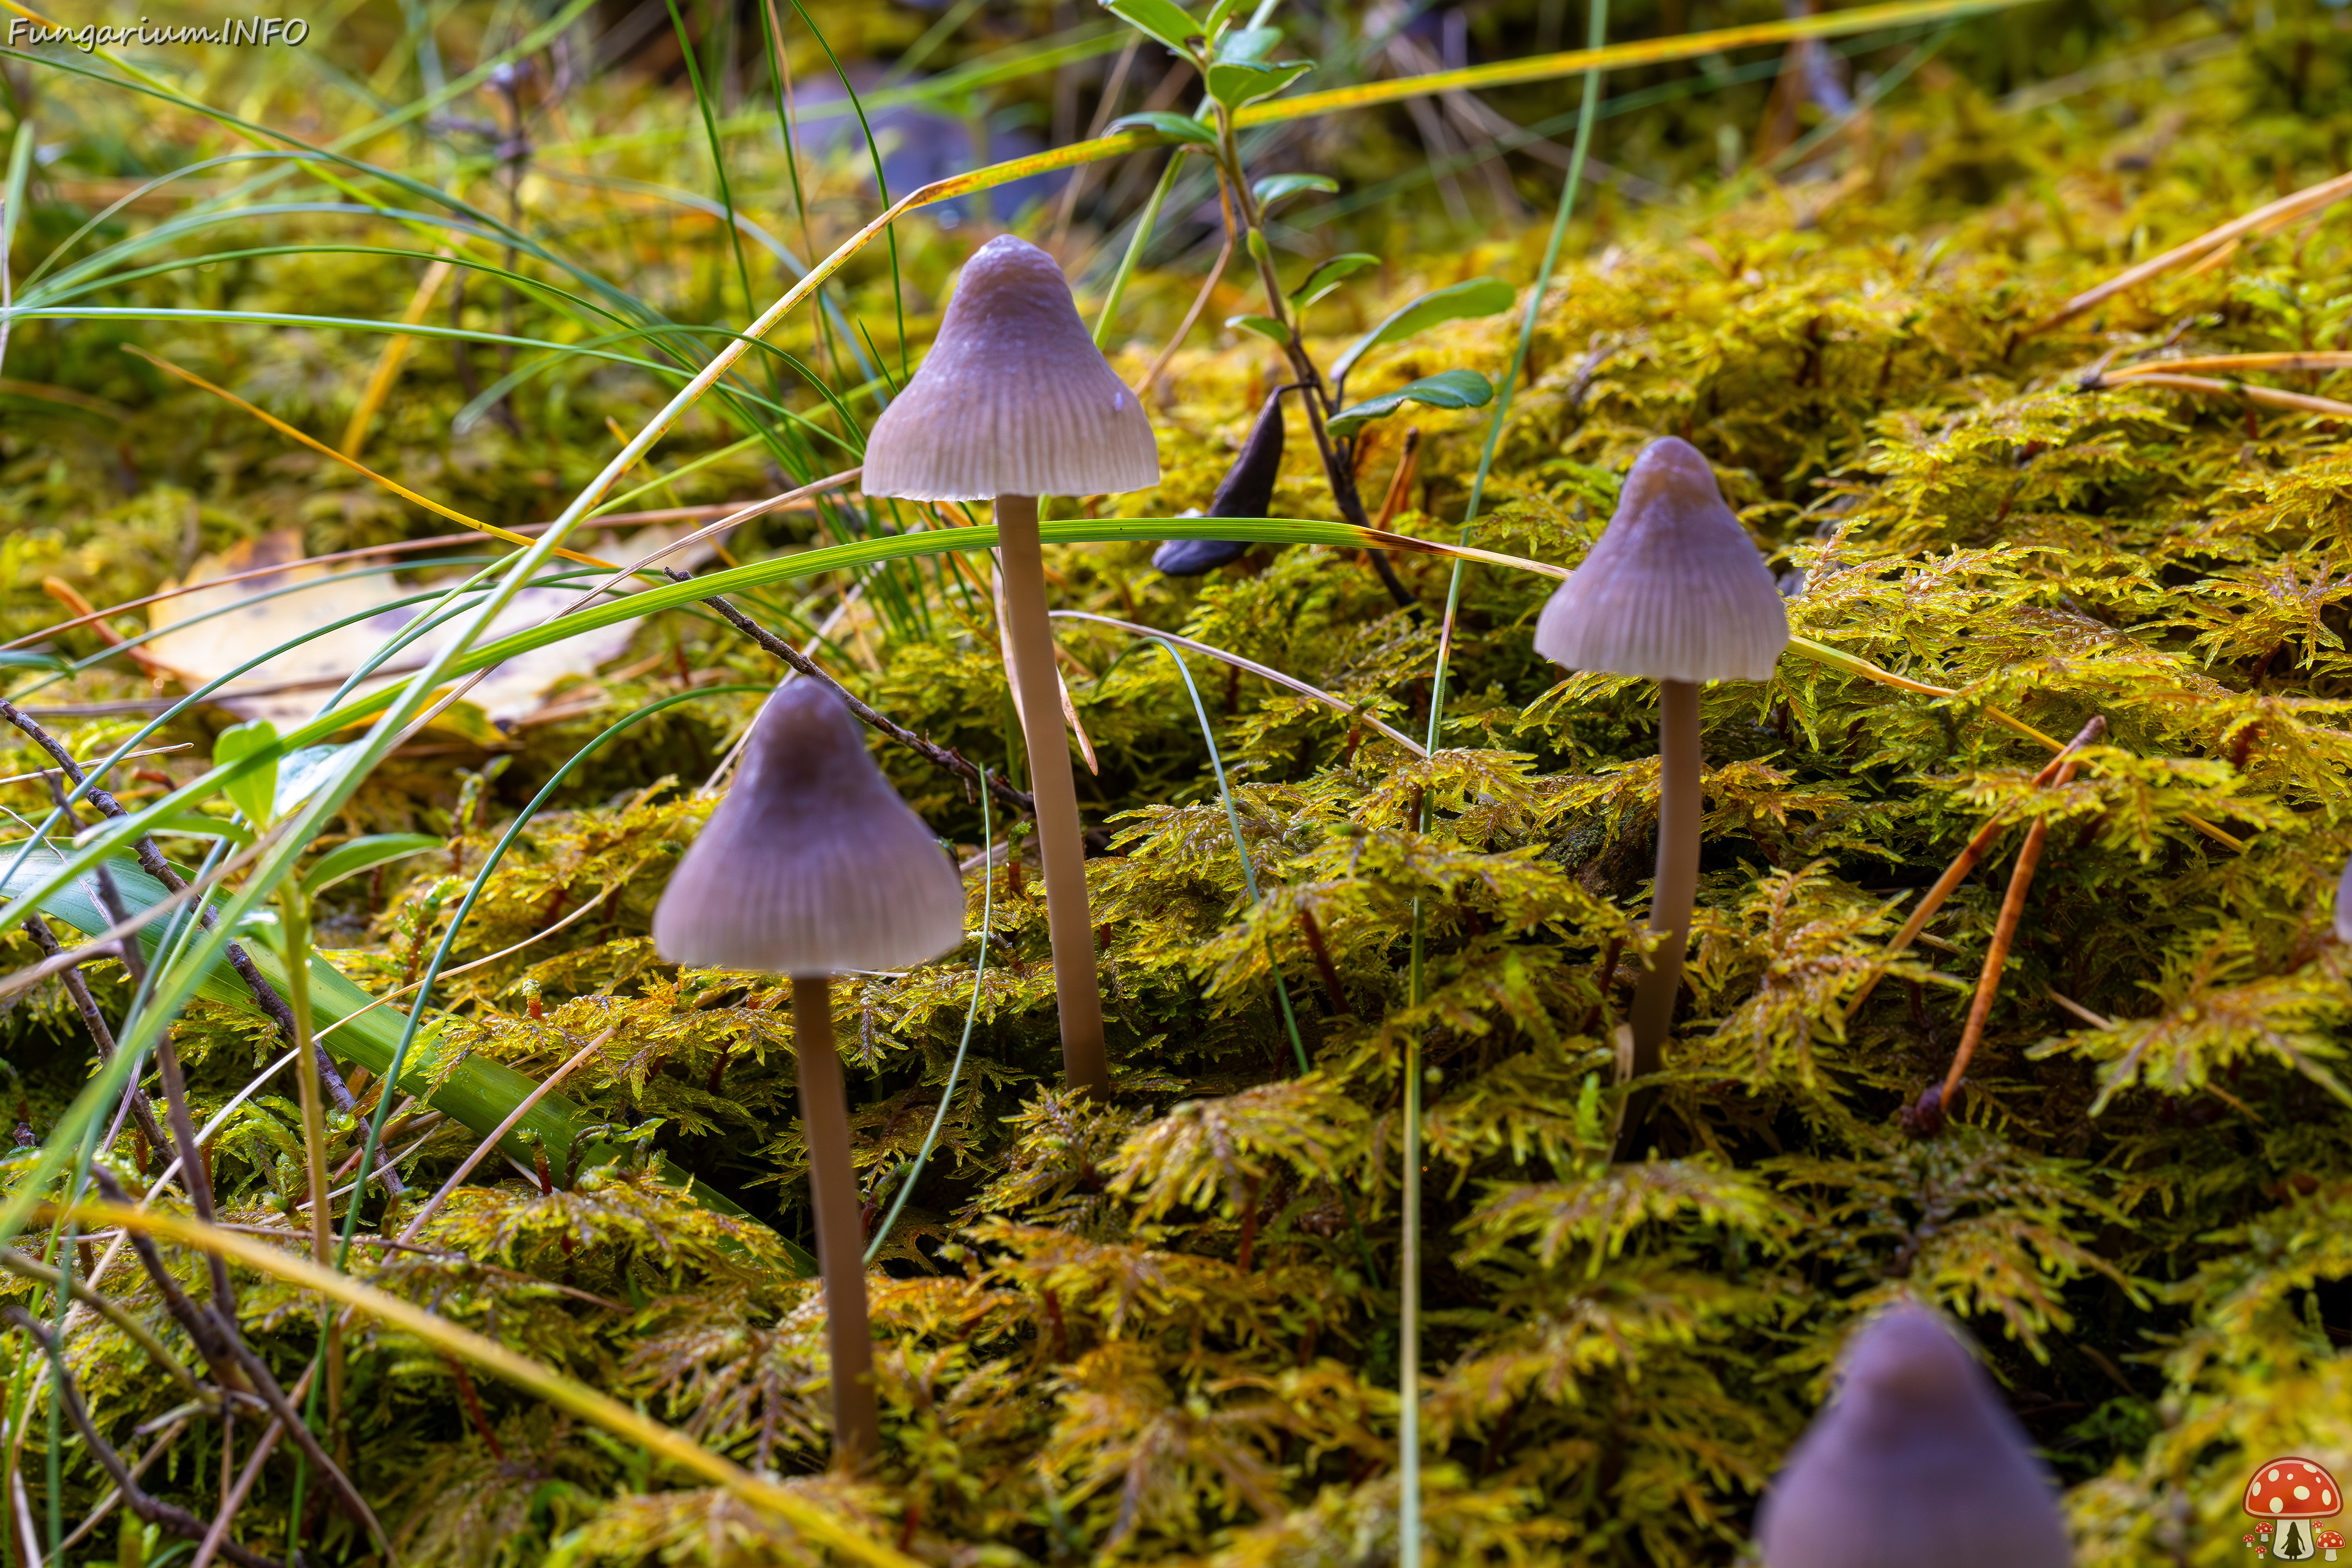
left=1626, top=678, right=1702, bottom=1085
left=792, top=975, right=879, bottom=1462
left=993, top=493, right=1112, bottom=1098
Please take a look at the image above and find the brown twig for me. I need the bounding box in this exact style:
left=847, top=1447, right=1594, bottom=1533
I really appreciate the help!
left=2029, top=168, right=2352, bottom=335
left=89, top=862, right=238, bottom=1314
left=1133, top=228, right=1236, bottom=398
left=1937, top=740, right=2095, bottom=1112
left=1577, top=935, right=1625, bottom=1036
left=666, top=571, right=1035, bottom=820
left=1296, top=909, right=1348, bottom=1014
left=0, top=1245, right=203, bottom=1394
left=0, top=699, right=367, bottom=1129
left=18, top=909, right=176, bottom=1172
left=1847, top=715, right=2106, bottom=1022
left=2087, top=369, right=2352, bottom=420
left=207, top=1311, right=391, bottom=1555
left=1370, top=429, right=1423, bottom=532
left=1, top=1308, right=286, bottom=1568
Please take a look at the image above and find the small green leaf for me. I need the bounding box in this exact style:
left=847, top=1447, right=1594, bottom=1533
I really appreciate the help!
left=1201, top=0, right=1243, bottom=34
left=273, top=744, right=352, bottom=816
left=1325, top=369, right=1494, bottom=439
left=1099, top=0, right=1205, bottom=55
left=1289, top=251, right=1379, bottom=307
left=1213, top=24, right=1283, bottom=62
left=1254, top=172, right=1338, bottom=209
left=1226, top=314, right=1289, bottom=345
left=301, top=834, right=442, bottom=900
left=1332, top=277, right=1517, bottom=385
left=1205, top=57, right=1312, bottom=108
left=212, top=720, right=281, bottom=830
left=1107, top=110, right=1217, bottom=147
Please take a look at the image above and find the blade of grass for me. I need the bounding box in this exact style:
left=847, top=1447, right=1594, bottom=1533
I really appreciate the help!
left=56, top=1199, right=916, bottom=1568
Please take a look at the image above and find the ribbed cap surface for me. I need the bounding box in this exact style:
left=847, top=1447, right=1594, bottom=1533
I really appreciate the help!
left=862, top=235, right=1160, bottom=501
left=1756, top=1306, right=2071, bottom=1568
left=652, top=684, right=967, bottom=977
left=1534, top=437, right=1790, bottom=683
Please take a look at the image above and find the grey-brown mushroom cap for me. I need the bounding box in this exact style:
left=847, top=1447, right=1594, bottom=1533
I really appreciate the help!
left=861, top=235, right=1161, bottom=502
left=1755, top=1306, right=2072, bottom=1568
left=2336, top=852, right=2351, bottom=945
left=652, top=683, right=967, bottom=977
left=1533, top=437, right=1790, bottom=684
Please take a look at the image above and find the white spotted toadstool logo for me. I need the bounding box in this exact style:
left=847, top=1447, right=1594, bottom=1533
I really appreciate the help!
left=2242, top=1457, right=2344, bottom=1560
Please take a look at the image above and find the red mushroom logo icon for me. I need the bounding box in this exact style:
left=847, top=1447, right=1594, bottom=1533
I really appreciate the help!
left=2245, top=1458, right=2343, bottom=1561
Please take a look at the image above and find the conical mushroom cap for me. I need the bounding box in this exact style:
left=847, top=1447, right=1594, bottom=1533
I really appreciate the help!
left=1755, top=1306, right=2071, bottom=1568
left=862, top=235, right=1160, bottom=502
left=1534, top=437, right=1789, bottom=683
left=652, top=683, right=967, bottom=977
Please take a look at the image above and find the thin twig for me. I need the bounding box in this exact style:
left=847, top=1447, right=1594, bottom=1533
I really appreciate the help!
left=1, top=1308, right=285, bottom=1568
left=1133, top=227, right=1236, bottom=397
left=1846, top=715, right=2106, bottom=1020
left=206, top=1310, right=392, bottom=1557
left=673, top=570, right=1033, bottom=817
left=2086, top=369, right=2352, bottom=421
left=1051, top=611, right=1428, bottom=756
left=91, top=865, right=238, bottom=1313
left=2030, top=167, right=2352, bottom=334
left=54, top=1416, right=187, bottom=1555
left=0, top=699, right=363, bottom=1121
left=1938, top=741, right=2095, bottom=1110
left=397, top=1028, right=612, bottom=1245
left=0, top=1248, right=203, bottom=1394
left=18, top=910, right=176, bottom=1166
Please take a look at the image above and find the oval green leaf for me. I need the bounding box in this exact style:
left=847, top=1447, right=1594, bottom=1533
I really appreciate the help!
left=1332, top=276, right=1517, bottom=385
left=300, top=833, right=443, bottom=900
left=1324, top=369, right=1494, bottom=439
left=1205, top=58, right=1313, bottom=109
left=1099, top=0, right=1205, bottom=54
left=1226, top=314, right=1289, bottom=345
left=1213, top=24, right=1283, bottom=62
left=1289, top=251, right=1379, bottom=308
left=1106, top=110, right=1218, bottom=147
left=1254, top=172, right=1339, bottom=208
left=212, top=720, right=281, bottom=831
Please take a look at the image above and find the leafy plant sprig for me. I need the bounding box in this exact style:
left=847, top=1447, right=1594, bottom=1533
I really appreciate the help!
left=1101, top=0, right=1514, bottom=599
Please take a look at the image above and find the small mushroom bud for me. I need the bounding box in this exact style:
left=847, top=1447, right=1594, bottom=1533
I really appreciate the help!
left=1154, top=389, right=1286, bottom=577
left=1756, top=1305, right=2071, bottom=1568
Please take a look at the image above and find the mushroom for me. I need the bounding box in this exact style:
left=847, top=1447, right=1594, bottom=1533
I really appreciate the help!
left=2335, top=852, right=2350, bottom=944
left=2244, top=1457, right=2343, bottom=1561
left=1153, top=387, right=1286, bottom=578
left=2318, top=1528, right=2344, bottom=1560
left=1755, top=1304, right=2071, bottom=1568
left=652, top=681, right=967, bottom=1461
left=862, top=234, right=1158, bottom=1098
left=1532, top=437, right=1787, bottom=1114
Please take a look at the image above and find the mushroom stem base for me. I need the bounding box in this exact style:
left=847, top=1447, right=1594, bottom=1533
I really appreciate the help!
left=996, top=494, right=1112, bottom=1098
left=1625, top=677, right=1700, bottom=1088
left=794, top=976, right=879, bottom=1462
